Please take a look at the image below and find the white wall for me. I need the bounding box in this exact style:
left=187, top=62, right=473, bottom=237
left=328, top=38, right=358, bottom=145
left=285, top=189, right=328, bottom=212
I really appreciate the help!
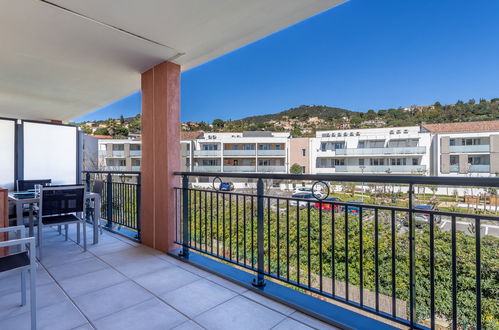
left=0, top=119, right=16, bottom=190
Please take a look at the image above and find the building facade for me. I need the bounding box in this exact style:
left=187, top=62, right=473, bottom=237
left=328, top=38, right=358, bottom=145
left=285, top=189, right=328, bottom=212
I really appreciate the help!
left=310, top=126, right=432, bottom=175
left=98, top=139, right=142, bottom=171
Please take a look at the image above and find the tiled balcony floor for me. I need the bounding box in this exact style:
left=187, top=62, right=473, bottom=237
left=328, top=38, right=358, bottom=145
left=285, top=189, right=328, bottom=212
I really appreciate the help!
left=0, top=225, right=337, bottom=330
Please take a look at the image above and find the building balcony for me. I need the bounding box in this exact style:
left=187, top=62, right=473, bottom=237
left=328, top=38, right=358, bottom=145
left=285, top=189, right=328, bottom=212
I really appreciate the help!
left=193, top=165, right=222, bottom=172
left=256, top=165, right=286, bottom=172
left=450, top=165, right=459, bottom=172
left=257, top=149, right=286, bottom=156
left=112, top=150, right=125, bottom=157
left=193, top=150, right=221, bottom=157
left=335, top=165, right=427, bottom=173
left=131, top=166, right=141, bottom=171
left=449, top=145, right=490, bottom=153
left=104, top=165, right=127, bottom=171
left=98, top=150, right=107, bottom=157
left=130, top=150, right=141, bottom=157
left=468, top=164, right=490, bottom=173
left=335, top=146, right=426, bottom=156
left=223, top=165, right=256, bottom=172
left=223, top=150, right=256, bottom=156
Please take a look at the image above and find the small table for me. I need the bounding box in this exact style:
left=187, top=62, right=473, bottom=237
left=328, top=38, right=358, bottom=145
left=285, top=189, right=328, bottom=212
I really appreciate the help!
left=8, top=191, right=101, bottom=244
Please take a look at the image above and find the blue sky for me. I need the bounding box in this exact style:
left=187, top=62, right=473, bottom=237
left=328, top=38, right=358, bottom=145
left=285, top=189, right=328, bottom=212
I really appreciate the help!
left=76, top=0, right=499, bottom=123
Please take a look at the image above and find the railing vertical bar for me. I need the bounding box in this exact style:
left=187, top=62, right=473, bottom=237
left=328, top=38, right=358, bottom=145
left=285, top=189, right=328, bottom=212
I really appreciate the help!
left=296, top=202, right=300, bottom=285
left=251, top=196, right=254, bottom=269
left=332, top=206, right=336, bottom=296
left=253, top=178, right=265, bottom=287
left=345, top=207, right=349, bottom=301
left=106, top=173, right=113, bottom=229
left=236, top=194, right=239, bottom=263
left=408, top=183, right=415, bottom=327
left=210, top=191, right=214, bottom=254
left=174, top=187, right=178, bottom=243
left=136, top=173, right=141, bottom=241
left=451, top=215, right=457, bottom=330
left=359, top=206, right=364, bottom=307
left=229, top=193, right=233, bottom=260
left=391, top=208, right=396, bottom=318
left=307, top=201, right=311, bottom=289
left=243, top=195, right=247, bottom=266
left=429, top=213, right=435, bottom=330
left=180, top=175, right=189, bottom=257
left=216, top=191, right=220, bottom=256
left=319, top=201, right=323, bottom=292
left=475, top=218, right=481, bottom=330
left=286, top=199, right=290, bottom=282
left=204, top=190, right=208, bottom=252
left=267, top=197, right=271, bottom=274
left=374, top=208, right=379, bottom=312
left=276, top=198, right=280, bottom=278
left=193, top=188, right=197, bottom=249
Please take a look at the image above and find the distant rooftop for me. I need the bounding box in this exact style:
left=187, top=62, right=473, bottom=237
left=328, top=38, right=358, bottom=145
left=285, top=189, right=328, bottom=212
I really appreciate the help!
left=422, top=120, right=499, bottom=133
left=242, top=131, right=274, bottom=137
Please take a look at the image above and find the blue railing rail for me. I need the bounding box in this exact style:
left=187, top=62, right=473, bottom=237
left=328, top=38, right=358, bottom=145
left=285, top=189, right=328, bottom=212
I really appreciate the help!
left=82, top=170, right=141, bottom=241
left=173, top=171, right=499, bottom=330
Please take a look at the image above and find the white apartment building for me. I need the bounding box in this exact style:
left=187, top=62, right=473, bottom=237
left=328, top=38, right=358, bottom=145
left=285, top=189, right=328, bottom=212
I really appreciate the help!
left=183, top=131, right=290, bottom=174
left=98, top=139, right=142, bottom=171
left=423, top=121, right=499, bottom=177
left=310, top=126, right=432, bottom=175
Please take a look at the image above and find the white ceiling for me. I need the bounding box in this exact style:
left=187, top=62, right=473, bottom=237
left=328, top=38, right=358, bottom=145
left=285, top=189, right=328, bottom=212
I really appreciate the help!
left=0, top=0, right=346, bottom=121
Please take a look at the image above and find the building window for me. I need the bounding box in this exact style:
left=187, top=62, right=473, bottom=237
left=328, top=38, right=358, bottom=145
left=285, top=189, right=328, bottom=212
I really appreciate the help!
left=321, top=143, right=327, bottom=152
left=99, top=144, right=106, bottom=151
left=333, top=159, right=345, bottom=166
left=450, top=139, right=456, bottom=146
left=203, top=144, right=218, bottom=150
left=412, top=158, right=419, bottom=165
left=301, top=149, right=306, bottom=157
left=334, top=142, right=345, bottom=150
left=358, top=141, right=365, bottom=149
left=130, top=144, right=141, bottom=151
left=244, top=144, right=255, bottom=150
left=259, top=144, right=270, bottom=150
left=131, top=159, right=141, bottom=166
left=112, top=144, right=124, bottom=151
left=359, top=159, right=364, bottom=166
left=275, top=145, right=281, bottom=150
left=259, top=160, right=271, bottom=166
left=370, top=158, right=384, bottom=166
left=390, top=158, right=406, bottom=166
left=233, top=145, right=239, bottom=150
left=450, top=156, right=459, bottom=165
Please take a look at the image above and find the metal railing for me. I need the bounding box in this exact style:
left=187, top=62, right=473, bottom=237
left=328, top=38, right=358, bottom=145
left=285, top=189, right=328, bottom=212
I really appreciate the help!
left=223, top=149, right=256, bottom=156
left=257, top=149, right=286, bottom=156
left=173, top=171, right=499, bottom=330
left=82, top=170, right=141, bottom=241
left=335, top=165, right=426, bottom=173
left=193, top=150, right=222, bottom=157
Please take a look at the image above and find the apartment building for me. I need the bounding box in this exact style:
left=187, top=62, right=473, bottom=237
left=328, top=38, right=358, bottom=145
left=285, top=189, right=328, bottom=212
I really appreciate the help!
left=423, top=120, right=499, bottom=176
left=98, top=139, right=142, bottom=171
left=289, top=137, right=312, bottom=173
left=184, top=131, right=290, bottom=174
left=310, top=126, right=432, bottom=175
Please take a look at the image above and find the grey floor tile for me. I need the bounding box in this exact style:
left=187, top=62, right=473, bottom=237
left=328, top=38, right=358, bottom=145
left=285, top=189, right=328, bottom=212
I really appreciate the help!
left=134, top=267, right=200, bottom=296
left=0, top=266, right=54, bottom=296
left=161, top=278, right=237, bottom=317
left=72, top=324, right=95, bottom=330
left=92, top=298, right=187, bottom=330
left=47, top=257, right=108, bottom=281
left=194, top=296, right=286, bottom=330
left=98, top=247, right=155, bottom=266
left=73, top=281, right=153, bottom=321
left=58, top=267, right=127, bottom=297
left=272, top=318, right=314, bottom=330
left=288, top=312, right=338, bottom=330
left=87, top=241, right=135, bottom=255
left=171, top=320, right=205, bottom=330
left=0, top=299, right=87, bottom=330
left=242, top=290, right=295, bottom=315
left=205, top=274, right=248, bottom=294
left=112, top=255, right=173, bottom=278
left=0, top=282, right=68, bottom=319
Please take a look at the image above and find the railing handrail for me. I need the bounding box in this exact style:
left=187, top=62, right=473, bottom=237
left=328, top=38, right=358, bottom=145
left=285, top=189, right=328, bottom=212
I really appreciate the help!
left=174, top=171, right=499, bottom=187
left=83, top=170, right=141, bottom=175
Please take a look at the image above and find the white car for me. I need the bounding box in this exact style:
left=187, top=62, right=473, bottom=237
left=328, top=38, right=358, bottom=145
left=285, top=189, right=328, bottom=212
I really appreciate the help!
left=290, top=192, right=326, bottom=209
left=293, top=187, right=313, bottom=195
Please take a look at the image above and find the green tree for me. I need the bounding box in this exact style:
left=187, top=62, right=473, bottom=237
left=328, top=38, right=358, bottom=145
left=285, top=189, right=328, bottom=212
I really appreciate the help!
left=93, top=127, right=109, bottom=135
left=212, top=119, right=225, bottom=129
left=113, top=124, right=129, bottom=138
left=290, top=163, right=304, bottom=174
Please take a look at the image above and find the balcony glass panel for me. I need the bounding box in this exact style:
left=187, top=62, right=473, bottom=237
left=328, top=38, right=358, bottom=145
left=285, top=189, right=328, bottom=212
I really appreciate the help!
left=130, top=150, right=141, bottom=157
left=335, top=147, right=425, bottom=155
left=131, top=166, right=141, bottom=171
left=449, top=165, right=459, bottom=172
left=193, top=165, right=222, bottom=172
left=257, top=149, right=286, bottom=156
left=223, top=166, right=256, bottom=172
left=257, top=165, right=286, bottom=172
left=193, top=150, right=221, bottom=156
left=468, top=164, right=490, bottom=173
left=223, top=150, right=256, bottom=156
left=335, top=165, right=426, bottom=173
left=449, top=145, right=490, bottom=153
left=112, top=150, right=125, bottom=157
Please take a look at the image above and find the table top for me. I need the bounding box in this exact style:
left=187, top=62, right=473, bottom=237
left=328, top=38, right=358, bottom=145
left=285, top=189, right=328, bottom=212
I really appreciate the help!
left=8, top=191, right=100, bottom=202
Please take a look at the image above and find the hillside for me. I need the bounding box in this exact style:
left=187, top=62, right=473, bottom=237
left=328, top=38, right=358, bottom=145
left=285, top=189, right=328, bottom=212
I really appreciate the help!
left=77, top=98, right=499, bottom=138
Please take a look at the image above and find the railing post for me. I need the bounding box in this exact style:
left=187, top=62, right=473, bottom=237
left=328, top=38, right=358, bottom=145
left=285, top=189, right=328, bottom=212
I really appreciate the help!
left=252, top=178, right=266, bottom=287
left=179, top=175, right=189, bottom=258
left=85, top=172, right=91, bottom=191
left=84, top=172, right=91, bottom=222
left=106, top=172, right=113, bottom=229
left=408, top=183, right=416, bottom=326
left=136, top=173, right=142, bottom=242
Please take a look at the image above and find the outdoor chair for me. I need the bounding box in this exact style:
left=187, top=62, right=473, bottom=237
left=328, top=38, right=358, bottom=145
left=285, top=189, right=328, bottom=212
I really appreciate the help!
left=86, top=180, right=104, bottom=235
left=37, top=185, right=86, bottom=261
left=0, top=226, right=36, bottom=330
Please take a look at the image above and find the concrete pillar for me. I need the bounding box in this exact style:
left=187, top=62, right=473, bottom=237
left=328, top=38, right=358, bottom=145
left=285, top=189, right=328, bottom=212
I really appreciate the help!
left=459, top=154, right=469, bottom=174
left=141, top=61, right=181, bottom=253
left=440, top=137, right=450, bottom=154
left=440, top=154, right=450, bottom=174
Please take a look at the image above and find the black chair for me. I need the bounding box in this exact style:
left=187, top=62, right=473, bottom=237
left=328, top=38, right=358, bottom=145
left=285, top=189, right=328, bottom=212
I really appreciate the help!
left=37, top=185, right=87, bottom=260
left=0, top=226, right=36, bottom=329
left=16, top=179, right=51, bottom=192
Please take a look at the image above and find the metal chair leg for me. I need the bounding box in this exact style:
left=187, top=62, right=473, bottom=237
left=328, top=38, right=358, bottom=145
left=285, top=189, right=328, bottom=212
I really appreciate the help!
left=30, top=266, right=36, bottom=330
left=83, top=220, right=87, bottom=251
left=58, top=225, right=61, bottom=235
left=37, top=224, right=42, bottom=261
left=77, top=223, right=80, bottom=244
left=21, top=271, right=26, bottom=306
left=65, top=224, right=68, bottom=241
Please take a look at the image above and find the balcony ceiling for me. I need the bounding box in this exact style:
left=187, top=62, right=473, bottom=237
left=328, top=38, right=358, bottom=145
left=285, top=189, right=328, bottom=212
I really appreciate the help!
left=0, top=0, right=345, bottom=121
